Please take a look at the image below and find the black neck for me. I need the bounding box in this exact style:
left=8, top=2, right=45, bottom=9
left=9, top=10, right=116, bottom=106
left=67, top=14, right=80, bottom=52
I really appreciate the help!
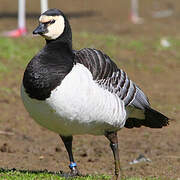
left=46, top=34, right=72, bottom=49
left=44, top=39, right=74, bottom=66
left=46, top=38, right=72, bottom=54
left=23, top=33, right=74, bottom=101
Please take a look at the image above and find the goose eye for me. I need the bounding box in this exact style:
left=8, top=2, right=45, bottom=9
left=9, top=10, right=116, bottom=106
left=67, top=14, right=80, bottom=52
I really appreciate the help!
left=42, top=21, right=50, bottom=25
left=50, top=20, right=55, bottom=24
left=42, top=20, right=55, bottom=26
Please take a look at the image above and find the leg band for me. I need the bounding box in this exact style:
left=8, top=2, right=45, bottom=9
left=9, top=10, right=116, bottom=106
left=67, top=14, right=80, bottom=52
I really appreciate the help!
left=69, top=162, right=77, bottom=169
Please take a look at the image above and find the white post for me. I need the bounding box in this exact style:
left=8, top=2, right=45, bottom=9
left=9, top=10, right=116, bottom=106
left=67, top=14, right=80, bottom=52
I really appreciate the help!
left=41, top=0, right=48, bottom=14
left=18, top=0, right=26, bottom=29
left=131, top=0, right=139, bottom=18
left=130, top=0, right=143, bottom=24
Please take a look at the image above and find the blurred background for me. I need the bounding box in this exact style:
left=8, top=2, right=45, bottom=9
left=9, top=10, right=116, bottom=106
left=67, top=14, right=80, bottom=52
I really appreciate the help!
left=0, top=0, right=179, bottom=36
left=0, top=0, right=179, bottom=179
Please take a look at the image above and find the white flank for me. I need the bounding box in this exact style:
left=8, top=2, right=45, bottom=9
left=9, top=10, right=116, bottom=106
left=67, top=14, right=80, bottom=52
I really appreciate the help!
left=21, top=63, right=127, bottom=136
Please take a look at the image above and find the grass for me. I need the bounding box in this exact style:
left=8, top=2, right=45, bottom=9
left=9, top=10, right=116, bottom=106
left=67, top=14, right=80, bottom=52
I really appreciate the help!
left=0, top=168, right=162, bottom=180
left=0, top=32, right=179, bottom=76
left=0, top=168, right=111, bottom=180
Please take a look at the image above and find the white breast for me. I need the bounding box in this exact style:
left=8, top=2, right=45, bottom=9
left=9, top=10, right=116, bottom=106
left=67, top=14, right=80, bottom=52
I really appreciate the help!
left=21, top=63, right=127, bottom=136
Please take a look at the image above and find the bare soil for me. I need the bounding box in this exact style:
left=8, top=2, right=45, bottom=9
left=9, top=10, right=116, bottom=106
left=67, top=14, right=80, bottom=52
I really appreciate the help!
left=0, top=0, right=180, bottom=179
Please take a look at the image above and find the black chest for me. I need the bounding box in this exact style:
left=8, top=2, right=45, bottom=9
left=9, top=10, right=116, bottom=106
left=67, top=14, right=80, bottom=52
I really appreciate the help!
left=23, top=45, right=74, bottom=100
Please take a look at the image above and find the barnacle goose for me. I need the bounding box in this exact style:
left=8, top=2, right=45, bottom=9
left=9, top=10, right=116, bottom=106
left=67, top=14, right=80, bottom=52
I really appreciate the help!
left=21, top=8, right=169, bottom=179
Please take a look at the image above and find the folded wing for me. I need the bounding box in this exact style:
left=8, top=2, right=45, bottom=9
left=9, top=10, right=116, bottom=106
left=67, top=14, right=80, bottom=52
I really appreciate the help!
left=74, top=48, right=169, bottom=128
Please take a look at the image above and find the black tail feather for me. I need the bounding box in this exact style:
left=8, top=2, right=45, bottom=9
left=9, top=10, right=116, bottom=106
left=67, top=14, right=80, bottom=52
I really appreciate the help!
left=125, top=107, right=169, bottom=128
left=144, top=107, right=169, bottom=128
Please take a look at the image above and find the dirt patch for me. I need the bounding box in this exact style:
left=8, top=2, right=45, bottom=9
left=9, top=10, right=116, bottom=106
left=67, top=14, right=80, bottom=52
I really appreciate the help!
left=0, top=0, right=180, bottom=179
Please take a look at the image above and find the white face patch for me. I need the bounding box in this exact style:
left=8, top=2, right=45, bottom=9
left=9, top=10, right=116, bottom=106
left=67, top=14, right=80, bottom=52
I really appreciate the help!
left=39, top=15, right=65, bottom=40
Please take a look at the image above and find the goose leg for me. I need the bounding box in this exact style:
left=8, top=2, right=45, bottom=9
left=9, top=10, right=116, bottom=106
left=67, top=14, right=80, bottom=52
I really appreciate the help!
left=60, top=135, right=80, bottom=176
left=105, top=131, right=121, bottom=180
